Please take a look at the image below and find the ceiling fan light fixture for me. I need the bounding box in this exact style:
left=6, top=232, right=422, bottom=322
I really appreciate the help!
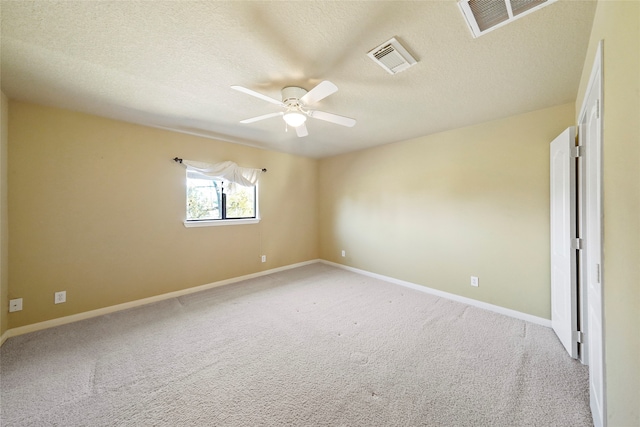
left=283, top=111, right=307, bottom=127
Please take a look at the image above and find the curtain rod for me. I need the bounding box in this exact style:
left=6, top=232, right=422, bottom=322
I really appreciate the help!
left=173, top=157, right=267, bottom=172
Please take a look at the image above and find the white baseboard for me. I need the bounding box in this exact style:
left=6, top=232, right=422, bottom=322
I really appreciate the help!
left=321, top=260, right=552, bottom=328
left=1, top=259, right=321, bottom=344
left=0, top=329, right=10, bottom=347
left=1, top=258, right=550, bottom=346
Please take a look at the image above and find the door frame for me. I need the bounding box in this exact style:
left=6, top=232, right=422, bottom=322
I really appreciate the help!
left=577, top=40, right=606, bottom=427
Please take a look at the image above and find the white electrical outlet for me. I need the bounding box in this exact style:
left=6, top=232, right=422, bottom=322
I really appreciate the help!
left=54, top=291, right=66, bottom=304
left=261, top=255, right=266, bottom=263
left=470, top=276, right=479, bottom=287
left=9, top=298, right=23, bottom=312
left=341, top=250, right=346, bottom=257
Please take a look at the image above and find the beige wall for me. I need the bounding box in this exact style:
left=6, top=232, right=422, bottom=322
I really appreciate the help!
left=319, top=103, right=574, bottom=319
left=575, top=1, right=640, bottom=425
left=1, top=92, right=8, bottom=337
left=7, top=101, right=318, bottom=328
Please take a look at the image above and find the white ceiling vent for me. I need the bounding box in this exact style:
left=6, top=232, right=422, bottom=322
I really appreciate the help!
left=367, top=37, right=417, bottom=75
left=458, top=0, right=557, bottom=38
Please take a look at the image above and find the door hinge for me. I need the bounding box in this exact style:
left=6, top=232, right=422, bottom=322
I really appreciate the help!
left=573, top=331, right=584, bottom=344
left=596, top=99, right=600, bottom=119
left=597, top=263, right=601, bottom=284
left=573, top=146, right=583, bottom=158
left=572, top=238, right=583, bottom=250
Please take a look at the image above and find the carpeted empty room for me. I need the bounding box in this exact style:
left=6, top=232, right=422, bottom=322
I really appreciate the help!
left=1, top=264, right=592, bottom=426
left=2, top=0, right=640, bottom=425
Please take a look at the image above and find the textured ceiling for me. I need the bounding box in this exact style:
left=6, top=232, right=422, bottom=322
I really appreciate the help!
left=1, top=1, right=596, bottom=158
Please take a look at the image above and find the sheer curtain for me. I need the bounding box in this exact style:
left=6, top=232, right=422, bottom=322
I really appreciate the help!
left=182, top=160, right=262, bottom=187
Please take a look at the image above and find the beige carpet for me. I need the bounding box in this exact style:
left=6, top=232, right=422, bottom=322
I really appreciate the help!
left=0, top=263, right=592, bottom=426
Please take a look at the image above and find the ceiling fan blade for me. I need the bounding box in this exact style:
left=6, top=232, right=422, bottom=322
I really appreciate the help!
left=231, top=85, right=284, bottom=106
left=308, top=110, right=356, bottom=127
left=300, top=81, right=338, bottom=105
left=240, top=112, right=283, bottom=124
left=295, top=122, right=309, bottom=137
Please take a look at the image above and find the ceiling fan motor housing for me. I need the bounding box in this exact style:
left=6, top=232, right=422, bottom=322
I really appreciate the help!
left=282, top=86, right=307, bottom=108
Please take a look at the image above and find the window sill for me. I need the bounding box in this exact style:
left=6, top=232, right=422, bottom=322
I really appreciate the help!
left=183, top=218, right=260, bottom=228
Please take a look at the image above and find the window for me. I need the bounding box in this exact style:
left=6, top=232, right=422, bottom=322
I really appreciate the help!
left=178, top=159, right=262, bottom=227
left=186, top=175, right=257, bottom=225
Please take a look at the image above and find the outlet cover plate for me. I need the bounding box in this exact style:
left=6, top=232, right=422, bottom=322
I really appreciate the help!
left=261, top=255, right=266, bottom=263
left=9, top=298, right=23, bottom=312
left=54, top=291, right=66, bottom=304
left=470, top=276, right=479, bottom=287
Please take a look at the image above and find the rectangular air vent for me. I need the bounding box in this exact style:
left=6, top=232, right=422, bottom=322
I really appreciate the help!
left=458, top=0, right=557, bottom=38
left=367, top=37, right=417, bottom=75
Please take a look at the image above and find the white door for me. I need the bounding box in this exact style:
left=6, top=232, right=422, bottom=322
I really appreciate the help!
left=550, top=126, right=578, bottom=359
left=580, top=41, right=606, bottom=427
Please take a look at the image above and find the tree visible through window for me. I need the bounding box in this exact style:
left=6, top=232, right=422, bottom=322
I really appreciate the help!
left=186, top=177, right=255, bottom=221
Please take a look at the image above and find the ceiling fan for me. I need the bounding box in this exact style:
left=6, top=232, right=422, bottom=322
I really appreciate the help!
left=231, top=81, right=356, bottom=137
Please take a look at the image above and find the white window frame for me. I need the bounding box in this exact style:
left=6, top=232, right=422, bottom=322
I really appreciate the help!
left=183, top=177, right=260, bottom=228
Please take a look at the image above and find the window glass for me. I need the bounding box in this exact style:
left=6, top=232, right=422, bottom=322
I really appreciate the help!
left=186, top=176, right=255, bottom=221
left=226, top=184, right=256, bottom=219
